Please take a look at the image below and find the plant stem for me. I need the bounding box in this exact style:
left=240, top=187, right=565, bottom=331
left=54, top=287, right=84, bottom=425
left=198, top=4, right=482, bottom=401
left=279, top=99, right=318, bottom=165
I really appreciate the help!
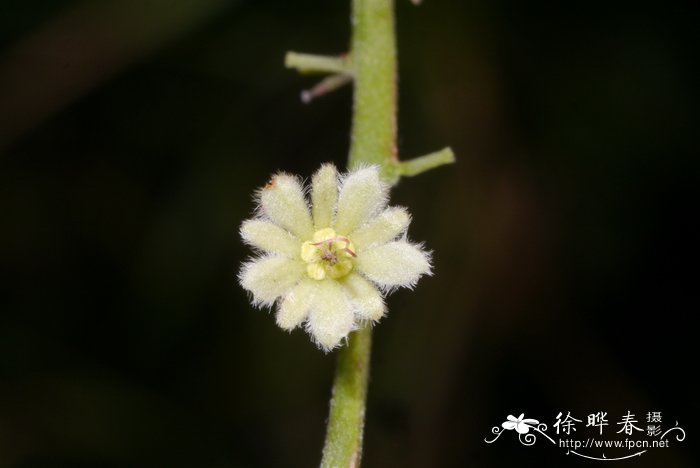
left=347, top=0, right=398, bottom=169
left=396, top=147, right=456, bottom=177
left=321, top=1, right=397, bottom=467
left=301, top=74, right=353, bottom=104
left=285, top=52, right=352, bottom=75
left=320, top=326, right=372, bottom=468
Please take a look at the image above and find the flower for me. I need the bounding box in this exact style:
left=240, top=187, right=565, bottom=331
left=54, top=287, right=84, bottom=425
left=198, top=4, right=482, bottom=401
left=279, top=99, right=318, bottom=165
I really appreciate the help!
left=502, top=414, right=539, bottom=434
left=238, top=163, right=432, bottom=351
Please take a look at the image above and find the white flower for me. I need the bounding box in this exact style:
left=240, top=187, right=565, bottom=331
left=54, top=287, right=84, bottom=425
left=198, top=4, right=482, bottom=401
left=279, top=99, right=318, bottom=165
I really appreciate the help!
left=502, top=414, right=539, bottom=434
left=239, top=164, right=431, bottom=351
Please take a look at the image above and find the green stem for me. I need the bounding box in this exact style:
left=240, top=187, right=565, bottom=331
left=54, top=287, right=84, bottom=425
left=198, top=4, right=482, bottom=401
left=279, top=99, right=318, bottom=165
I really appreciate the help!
left=285, top=52, right=351, bottom=75
left=320, top=327, right=372, bottom=468
left=347, top=0, right=398, bottom=169
left=321, top=1, right=397, bottom=467
left=395, top=147, right=456, bottom=177
left=317, top=1, right=454, bottom=466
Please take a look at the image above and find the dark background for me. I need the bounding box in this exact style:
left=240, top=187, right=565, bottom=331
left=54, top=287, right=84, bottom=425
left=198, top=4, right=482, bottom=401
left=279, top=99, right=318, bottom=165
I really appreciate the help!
left=1, top=1, right=697, bottom=467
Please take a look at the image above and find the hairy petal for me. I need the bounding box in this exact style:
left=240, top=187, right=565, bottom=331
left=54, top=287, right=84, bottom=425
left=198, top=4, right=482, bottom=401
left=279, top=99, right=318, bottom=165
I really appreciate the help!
left=356, top=241, right=432, bottom=289
left=258, top=174, right=313, bottom=239
left=239, top=255, right=305, bottom=307
left=277, top=279, right=316, bottom=330
left=342, top=273, right=386, bottom=321
left=349, top=207, right=410, bottom=251
left=240, top=219, right=301, bottom=257
left=311, top=163, right=338, bottom=229
left=334, top=166, right=387, bottom=234
left=306, top=280, right=355, bottom=351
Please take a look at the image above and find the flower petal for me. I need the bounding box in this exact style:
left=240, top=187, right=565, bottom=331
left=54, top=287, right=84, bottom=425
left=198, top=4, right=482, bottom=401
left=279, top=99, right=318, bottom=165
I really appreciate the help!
left=239, top=255, right=305, bottom=307
left=502, top=421, right=517, bottom=430
left=258, top=173, right=313, bottom=239
left=349, top=207, right=410, bottom=251
left=342, top=273, right=386, bottom=321
left=240, top=219, right=301, bottom=257
left=515, top=423, right=530, bottom=434
left=356, top=241, right=431, bottom=289
left=306, top=279, right=355, bottom=351
left=334, top=166, right=387, bottom=235
left=277, top=279, right=316, bottom=330
left=311, top=164, right=338, bottom=229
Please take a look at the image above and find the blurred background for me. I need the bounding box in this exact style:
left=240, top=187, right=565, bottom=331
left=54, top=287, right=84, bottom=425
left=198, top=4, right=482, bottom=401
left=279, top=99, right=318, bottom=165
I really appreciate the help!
left=1, top=1, right=697, bottom=467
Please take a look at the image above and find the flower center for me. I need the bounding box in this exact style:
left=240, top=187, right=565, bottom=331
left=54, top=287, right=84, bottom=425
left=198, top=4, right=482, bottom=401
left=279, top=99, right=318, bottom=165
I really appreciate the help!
left=300, top=228, right=356, bottom=280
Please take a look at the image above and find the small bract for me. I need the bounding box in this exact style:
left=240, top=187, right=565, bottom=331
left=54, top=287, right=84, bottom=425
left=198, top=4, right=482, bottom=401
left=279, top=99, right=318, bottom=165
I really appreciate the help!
left=239, top=164, right=431, bottom=351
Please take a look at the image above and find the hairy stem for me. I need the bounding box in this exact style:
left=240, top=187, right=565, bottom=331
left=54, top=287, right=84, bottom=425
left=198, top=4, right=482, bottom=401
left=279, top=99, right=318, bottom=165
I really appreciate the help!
left=319, top=0, right=455, bottom=466
left=320, top=326, right=372, bottom=468
left=347, top=0, right=397, bottom=169
left=321, top=1, right=397, bottom=467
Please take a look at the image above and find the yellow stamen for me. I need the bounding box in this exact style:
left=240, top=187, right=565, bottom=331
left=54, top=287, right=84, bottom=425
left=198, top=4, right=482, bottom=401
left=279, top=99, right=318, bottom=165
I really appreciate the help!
left=300, top=228, right=356, bottom=280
